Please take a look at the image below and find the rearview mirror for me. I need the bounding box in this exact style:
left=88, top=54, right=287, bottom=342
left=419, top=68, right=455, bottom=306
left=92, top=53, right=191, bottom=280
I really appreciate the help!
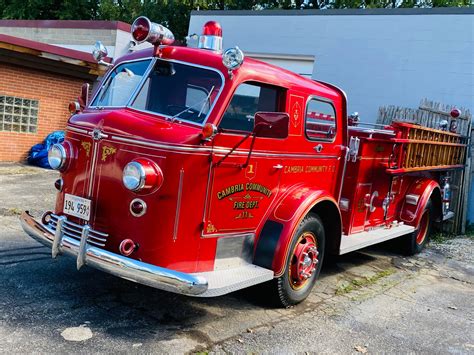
left=253, top=112, right=289, bottom=139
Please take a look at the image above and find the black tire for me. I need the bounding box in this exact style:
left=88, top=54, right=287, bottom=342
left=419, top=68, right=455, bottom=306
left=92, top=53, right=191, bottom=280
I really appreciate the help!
left=404, top=200, right=433, bottom=255
left=267, top=213, right=325, bottom=308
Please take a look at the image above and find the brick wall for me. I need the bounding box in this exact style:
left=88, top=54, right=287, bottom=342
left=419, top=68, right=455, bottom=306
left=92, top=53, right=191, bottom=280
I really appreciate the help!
left=0, top=63, right=91, bottom=162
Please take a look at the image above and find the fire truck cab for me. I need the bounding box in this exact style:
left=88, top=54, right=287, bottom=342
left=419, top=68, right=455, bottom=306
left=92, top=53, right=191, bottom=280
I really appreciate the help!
left=20, top=18, right=467, bottom=307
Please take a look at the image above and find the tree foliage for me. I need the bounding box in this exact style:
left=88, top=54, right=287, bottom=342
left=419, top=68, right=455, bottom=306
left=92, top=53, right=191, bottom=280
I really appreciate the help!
left=0, top=0, right=471, bottom=40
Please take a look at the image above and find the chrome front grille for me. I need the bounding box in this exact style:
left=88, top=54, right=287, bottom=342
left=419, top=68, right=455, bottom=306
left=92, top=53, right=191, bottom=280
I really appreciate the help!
left=45, top=213, right=109, bottom=247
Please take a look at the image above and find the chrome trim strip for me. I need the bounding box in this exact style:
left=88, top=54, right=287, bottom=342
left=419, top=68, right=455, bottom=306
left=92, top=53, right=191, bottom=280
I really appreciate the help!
left=201, top=231, right=256, bottom=239
left=49, top=214, right=108, bottom=245
left=337, top=146, right=349, bottom=202
left=110, top=135, right=339, bottom=159
left=349, top=126, right=395, bottom=136
left=20, top=211, right=208, bottom=296
left=173, top=168, right=184, bottom=241
left=405, top=194, right=420, bottom=206
left=87, top=140, right=100, bottom=197
left=202, top=164, right=214, bottom=237
left=67, top=126, right=89, bottom=135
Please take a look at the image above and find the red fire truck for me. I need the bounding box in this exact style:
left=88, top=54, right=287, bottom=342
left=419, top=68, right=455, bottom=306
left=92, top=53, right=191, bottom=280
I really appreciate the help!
left=20, top=17, right=467, bottom=307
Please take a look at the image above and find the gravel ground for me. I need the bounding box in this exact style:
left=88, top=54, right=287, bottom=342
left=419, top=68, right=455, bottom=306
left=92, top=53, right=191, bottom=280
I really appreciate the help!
left=0, top=164, right=472, bottom=354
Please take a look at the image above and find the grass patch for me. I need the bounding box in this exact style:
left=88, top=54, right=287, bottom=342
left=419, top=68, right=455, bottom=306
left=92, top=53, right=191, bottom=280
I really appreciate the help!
left=465, top=224, right=474, bottom=238
left=0, top=207, right=22, bottom=216
left=0, top=166, right=42, bottom=175
left=335, top=269, right=396, bottom=296
left=430, top=232, right=452, bottom=244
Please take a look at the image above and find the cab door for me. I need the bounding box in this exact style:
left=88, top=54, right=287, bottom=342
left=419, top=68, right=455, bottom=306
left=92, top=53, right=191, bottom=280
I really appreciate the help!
left=203, top=82, right=285, bottom=236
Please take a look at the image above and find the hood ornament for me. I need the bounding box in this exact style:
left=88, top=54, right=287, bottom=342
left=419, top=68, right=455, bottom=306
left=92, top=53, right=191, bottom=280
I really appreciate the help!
left=91, top=128, right=108, bottom=141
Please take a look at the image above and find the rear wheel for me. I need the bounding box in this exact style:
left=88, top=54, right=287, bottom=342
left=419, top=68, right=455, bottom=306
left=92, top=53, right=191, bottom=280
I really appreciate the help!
left=267, top=213, right=325, bottom=307
left=405, top=200, right=433, bottom=255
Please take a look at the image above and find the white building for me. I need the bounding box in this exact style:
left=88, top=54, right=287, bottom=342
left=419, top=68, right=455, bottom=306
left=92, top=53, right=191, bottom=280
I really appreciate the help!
left=189, top=8, right=473, bottom=124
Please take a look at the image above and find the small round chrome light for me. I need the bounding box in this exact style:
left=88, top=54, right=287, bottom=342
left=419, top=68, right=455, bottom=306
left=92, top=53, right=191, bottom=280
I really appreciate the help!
left=48, top=144, right=67, bottom=170
left=130, top=198, right=147, bottom=217
left=123, top=162, right=146, bottom=191
left=222, top=46, right=244, bottom=71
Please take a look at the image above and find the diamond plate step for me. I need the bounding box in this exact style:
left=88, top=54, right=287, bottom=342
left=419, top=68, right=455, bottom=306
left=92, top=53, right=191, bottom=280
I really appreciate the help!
left=192, top=264, right=274, bottom=297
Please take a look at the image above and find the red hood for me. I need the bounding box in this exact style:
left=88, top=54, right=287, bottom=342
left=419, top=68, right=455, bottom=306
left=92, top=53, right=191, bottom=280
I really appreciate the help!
left=68, top=108, right=202, bottom=145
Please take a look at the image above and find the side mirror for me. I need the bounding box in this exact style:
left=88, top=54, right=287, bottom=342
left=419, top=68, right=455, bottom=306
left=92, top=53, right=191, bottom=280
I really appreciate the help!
left=253, top=112, right=289, bottom=139
left=78, top=83, right=89, bottom=109
left=92, top=41, right=108, bottom=62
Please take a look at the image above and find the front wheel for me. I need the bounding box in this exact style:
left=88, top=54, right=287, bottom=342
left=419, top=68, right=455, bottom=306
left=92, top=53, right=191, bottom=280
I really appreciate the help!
left=267, top=213, right=325, bottom=307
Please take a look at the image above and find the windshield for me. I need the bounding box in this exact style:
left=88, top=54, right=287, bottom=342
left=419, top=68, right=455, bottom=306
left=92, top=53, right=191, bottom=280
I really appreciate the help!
left=130, top=60, right=223, bottom=124
left=91, top=60, right=151, bottom=107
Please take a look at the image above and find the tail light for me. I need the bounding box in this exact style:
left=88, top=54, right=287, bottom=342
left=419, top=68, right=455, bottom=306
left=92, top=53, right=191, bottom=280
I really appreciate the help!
left=131, top=16, right=174, bottom=45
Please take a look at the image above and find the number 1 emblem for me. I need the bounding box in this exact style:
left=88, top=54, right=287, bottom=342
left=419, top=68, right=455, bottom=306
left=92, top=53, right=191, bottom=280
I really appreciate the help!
left=245, top=163, right=256, bottom=180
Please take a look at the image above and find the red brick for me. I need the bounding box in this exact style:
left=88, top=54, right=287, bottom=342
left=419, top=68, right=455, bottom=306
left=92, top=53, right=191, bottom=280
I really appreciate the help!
left=0, top=63, right=93, bottom=162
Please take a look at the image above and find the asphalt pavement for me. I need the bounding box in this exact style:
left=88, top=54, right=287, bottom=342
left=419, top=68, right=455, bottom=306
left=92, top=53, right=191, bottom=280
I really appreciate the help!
left=0, top=164, right=472, bottom=353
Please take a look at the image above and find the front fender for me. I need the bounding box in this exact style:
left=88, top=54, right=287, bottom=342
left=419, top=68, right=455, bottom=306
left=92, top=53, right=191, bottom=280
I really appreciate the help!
left=254, top=183, right=340, bottom=277
left=400, top=178, right=442, bottom=226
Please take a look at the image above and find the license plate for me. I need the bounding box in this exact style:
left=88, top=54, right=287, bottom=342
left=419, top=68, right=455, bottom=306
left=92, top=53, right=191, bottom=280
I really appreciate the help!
left=63, top=194, right=91, bottom=221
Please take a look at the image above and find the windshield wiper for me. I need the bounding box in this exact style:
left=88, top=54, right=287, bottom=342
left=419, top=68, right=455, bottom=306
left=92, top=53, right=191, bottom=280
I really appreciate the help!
left=169, top=85, right=215, bottom=122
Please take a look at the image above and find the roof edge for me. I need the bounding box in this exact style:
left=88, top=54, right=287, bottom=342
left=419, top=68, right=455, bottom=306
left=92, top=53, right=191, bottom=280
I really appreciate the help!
left=246, top=52, right=314, bottom=61
left=0, top=33, right=111, bottom=65
left=191, top=7, right=474, bottom=16
left=0, top=19, right=131, bottom=31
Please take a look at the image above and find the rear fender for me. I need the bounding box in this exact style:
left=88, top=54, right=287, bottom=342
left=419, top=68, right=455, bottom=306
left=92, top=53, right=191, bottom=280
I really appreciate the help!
left=254, top=184, right=341, bottom=277
left=400, top=178, right=442, bottom=226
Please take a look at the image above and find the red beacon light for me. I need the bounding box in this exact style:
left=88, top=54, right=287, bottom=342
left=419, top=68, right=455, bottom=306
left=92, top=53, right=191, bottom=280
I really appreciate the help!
left=450, top=108, right=461, bottom=118
left=131, top=16, right=174, bottom=46
left=199, top=21, right=223, bottom=52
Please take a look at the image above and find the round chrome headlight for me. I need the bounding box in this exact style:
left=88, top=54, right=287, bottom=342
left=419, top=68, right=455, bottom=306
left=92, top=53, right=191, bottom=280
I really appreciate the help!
left=122, top=162, right=146, bottom=191
left=48, top=144, right=67, bottom=170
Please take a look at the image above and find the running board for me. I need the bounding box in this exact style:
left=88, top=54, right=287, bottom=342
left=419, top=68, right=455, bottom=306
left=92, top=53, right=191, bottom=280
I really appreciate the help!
left=339, top=224, right=415, bottom=255
left=192, top=264, right=274, bottom=297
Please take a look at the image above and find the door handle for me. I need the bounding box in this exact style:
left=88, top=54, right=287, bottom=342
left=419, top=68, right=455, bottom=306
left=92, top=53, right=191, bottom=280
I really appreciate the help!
left=314, top=144, right=323, bottom=153
left=273, top=164, right=283, bottom=169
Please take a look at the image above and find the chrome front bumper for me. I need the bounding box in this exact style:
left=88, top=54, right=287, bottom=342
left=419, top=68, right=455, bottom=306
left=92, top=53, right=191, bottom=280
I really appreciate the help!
left=20, top=211, right=208, bottom=296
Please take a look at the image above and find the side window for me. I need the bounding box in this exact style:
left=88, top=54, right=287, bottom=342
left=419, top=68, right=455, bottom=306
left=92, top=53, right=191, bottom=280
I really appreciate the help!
left=305, top=98, right=336, bottom=141
left=220, top=82, right=281, bottom=133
